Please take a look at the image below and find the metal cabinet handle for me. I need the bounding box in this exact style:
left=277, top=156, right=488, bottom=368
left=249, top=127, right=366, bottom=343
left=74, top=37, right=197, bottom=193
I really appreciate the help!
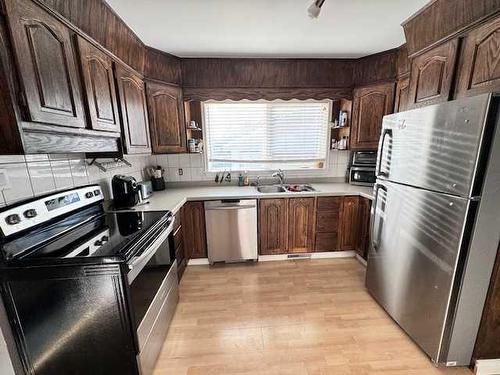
left=370, top=183, right=387, bottom=252
left=377, top=128, right=393, bottom=178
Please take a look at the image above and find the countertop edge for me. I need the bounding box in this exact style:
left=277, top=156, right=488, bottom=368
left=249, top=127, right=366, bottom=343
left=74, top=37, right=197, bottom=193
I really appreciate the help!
left=131, top=184, right=374, bottom=215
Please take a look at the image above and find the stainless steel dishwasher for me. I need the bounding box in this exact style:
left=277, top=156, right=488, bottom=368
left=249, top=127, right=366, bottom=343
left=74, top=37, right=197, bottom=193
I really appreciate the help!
left=204, top=199, right=258, bottom=264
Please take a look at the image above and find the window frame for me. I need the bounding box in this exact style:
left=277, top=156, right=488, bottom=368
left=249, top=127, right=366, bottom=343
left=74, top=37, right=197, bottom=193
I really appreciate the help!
left=201, top=99, right=333, bottom=173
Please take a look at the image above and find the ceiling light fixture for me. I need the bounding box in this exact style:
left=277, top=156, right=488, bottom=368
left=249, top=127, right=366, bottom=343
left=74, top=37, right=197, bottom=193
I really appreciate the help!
left=307, top=0, right=326, bottom=19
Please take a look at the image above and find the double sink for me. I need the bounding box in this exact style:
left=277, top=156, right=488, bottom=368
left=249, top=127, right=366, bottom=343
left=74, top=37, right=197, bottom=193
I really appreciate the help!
left=256, top=184, right=316, bottom=194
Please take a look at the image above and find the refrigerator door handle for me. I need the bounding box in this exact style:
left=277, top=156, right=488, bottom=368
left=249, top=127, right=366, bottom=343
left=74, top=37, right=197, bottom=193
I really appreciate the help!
left=370, top=183, right=387, bottom=252
left=377, top=128, right=393, bottom=178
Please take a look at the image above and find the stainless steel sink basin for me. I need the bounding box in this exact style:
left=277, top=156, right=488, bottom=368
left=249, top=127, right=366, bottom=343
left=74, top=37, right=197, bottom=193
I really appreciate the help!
left=256, top=185, right=287, bottom=193
left=256, top=184, right=316, bottom=193
left=284, top=184, right=316, bottom=192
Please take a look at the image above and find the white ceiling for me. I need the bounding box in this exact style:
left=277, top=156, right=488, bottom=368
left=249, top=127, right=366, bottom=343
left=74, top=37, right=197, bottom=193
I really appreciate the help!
left=106, top=0, right=430, bottom=58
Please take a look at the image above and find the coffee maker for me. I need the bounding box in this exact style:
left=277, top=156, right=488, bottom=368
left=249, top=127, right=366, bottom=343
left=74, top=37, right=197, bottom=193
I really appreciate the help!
left=112, top=175, right=141, bottom=209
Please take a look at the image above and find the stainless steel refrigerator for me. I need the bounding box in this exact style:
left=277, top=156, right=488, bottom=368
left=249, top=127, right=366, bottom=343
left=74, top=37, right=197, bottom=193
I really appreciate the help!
left=366, top=93, right=500, bottom=367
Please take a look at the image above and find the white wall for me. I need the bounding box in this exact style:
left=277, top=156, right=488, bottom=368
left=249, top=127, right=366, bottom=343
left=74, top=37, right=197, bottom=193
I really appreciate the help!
left=0, top=151, right=350, bottom=206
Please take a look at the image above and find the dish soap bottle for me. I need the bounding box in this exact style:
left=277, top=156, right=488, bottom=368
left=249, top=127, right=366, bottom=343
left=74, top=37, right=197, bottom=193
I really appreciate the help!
left=243, top=171, right=250, bottom=186
left=238, top=173, right=244, bottom=186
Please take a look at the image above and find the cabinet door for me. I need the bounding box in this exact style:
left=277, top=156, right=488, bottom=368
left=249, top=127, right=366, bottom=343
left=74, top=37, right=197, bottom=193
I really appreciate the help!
left=146, top=81, right=187, bottom=154
left=456, top=17, right=500, bottom=97
left=183, top=202, right=207, bottom=259
left=259, top=199, right=288, bottom=255
left=356, top=197, right=372, bottom=260
left=408, top=39, right=459, bottom=108
left=394, top=77, right=410, bottom=113
left=5, top=0, right=86, bottom=128
left=115, top=65, right=151, bottom=154
left=339, top=196, right=360, bottom=251
left=76, top=37, right=121, bottom=132
left=351, top=82, right=395, bottom=150
left=288, top=198, right=315, bottom=253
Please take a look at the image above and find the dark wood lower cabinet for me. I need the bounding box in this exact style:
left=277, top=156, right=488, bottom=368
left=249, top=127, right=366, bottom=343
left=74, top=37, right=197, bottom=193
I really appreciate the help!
left=472, top=242, right=500, bottom=362
left=258, top=199, right=288, bottom=255
left=287, top=198, right=315, bottom=253
left=258, top=196, right=371, bottom=255
left=315, top=197, right=342, bottom=252
left=182, top=202, right=207, bottom=259
left=356, top=197, right=372, bottom=260
left=172, top=210, right=186, bottom=280
left=339, top=196, right=360, bottom=251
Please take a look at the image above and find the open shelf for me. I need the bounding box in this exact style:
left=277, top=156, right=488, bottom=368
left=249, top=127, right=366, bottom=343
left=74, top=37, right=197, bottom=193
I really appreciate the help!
left=331, top=98, right=352, bottom=150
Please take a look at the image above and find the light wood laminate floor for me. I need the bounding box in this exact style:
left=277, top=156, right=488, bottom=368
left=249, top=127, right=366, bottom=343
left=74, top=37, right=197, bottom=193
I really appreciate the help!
left=153, top=259, right=472, bottom=375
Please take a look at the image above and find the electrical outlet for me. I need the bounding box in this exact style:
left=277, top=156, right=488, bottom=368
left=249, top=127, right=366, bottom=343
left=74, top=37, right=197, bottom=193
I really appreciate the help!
left=0, top=169, right=10, bottom=190
left=178, top=168, right=183, bottom=176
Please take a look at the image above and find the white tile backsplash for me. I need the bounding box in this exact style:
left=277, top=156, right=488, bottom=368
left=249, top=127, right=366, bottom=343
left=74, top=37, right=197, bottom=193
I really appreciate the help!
left=27, top=161, right=56, bottom=195
left=0, top=149, right=350, bottom=207
left=2, top=162, right=33, bottom=204
left=69, top=159, right=89, bottom=186
left=166, top=154, right=179, bottom=167
left=178, top=154, right=191, bottom=168
left=51, top=160, right=73, bottom=190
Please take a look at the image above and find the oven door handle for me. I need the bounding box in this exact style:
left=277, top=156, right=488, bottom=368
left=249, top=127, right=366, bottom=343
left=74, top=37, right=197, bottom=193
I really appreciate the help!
left=127, top=217, right=175, bottom=282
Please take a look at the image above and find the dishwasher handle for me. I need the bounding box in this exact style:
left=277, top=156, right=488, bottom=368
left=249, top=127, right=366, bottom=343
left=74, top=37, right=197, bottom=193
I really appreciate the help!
left=205, top=204, right=256, bottom=211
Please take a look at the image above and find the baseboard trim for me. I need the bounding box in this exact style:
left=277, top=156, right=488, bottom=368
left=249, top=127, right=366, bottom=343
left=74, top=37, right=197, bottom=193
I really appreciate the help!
left=475, top=359, right=500, bottom=375
left=187, top=258, right=209, bottom=265
left=355, top=254, right=367, bottom=266
left=187, top=251, right=356, bottom=265
left=259, top=251, right=355, bottom=262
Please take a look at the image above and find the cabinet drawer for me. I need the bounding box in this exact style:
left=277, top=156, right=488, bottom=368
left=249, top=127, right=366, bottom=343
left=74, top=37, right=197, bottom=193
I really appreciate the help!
left=315, top=232, right=339, bottom=252
left=315, top=211, right=340, bottom=233
left=316, top=197, right=342, bottom=212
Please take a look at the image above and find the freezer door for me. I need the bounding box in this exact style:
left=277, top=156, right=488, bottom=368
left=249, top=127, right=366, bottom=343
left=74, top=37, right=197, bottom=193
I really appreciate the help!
left=366, top=180, right=473, bottom=363
left=377, top=94, right=492, bottom=197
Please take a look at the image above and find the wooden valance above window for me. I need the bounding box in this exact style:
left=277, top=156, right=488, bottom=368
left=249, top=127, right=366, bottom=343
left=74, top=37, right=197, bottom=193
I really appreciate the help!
left=182, top=87, right=353, bottom=102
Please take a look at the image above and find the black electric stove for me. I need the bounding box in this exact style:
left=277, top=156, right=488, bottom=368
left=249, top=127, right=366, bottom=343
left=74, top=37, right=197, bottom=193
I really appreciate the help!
left=0, top=185, right=177, bottom=375
left=0, top=185, right=172, bottom=266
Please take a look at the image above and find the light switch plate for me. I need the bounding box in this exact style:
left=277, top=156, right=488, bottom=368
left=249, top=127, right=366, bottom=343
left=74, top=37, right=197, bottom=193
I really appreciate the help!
left=0, top=169, right=10, bottom=190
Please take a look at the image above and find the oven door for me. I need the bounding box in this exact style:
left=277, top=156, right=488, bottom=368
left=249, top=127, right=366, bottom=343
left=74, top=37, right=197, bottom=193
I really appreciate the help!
left=126, top=218, right=179, bottom=375
left=350, top=167, right=376, bottom=186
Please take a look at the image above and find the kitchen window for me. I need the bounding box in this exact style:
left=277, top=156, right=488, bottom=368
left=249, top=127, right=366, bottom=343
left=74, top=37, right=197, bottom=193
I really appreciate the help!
left=203, top=100, right=331, bottom=172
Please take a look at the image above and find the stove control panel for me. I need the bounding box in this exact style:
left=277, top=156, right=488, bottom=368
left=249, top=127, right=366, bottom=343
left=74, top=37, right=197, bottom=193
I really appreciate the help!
left=0, top=185, right=104, bottom=237
left=63, top=229, right=111, bottom=258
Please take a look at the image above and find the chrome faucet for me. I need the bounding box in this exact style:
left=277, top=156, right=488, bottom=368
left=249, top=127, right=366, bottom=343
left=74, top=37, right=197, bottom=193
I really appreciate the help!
left=272, top=169, right=285, bottom=185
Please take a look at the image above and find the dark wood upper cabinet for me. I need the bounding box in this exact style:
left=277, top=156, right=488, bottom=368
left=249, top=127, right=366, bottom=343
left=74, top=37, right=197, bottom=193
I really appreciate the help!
left=339, top=196, right=360, bottom=251
left=146, top=81, right=187, bottom=154
left=115, top=65, right=151, bottom=154
left=259, top=199, right=288, bottom=255
left=350, top=82, right=395, bottom=150
left=408, top=39, right=459, bottom=109
left=5, top=0, right=86, bottom=128
left=76, top=36, right=120, bottom=132
left=183, top=202, right=207, bottom=259
left=288, top=198, right=315, bottom=253
left=394, top=77, right=410, bottom=113
left=456, top=17, right=500, bottom=98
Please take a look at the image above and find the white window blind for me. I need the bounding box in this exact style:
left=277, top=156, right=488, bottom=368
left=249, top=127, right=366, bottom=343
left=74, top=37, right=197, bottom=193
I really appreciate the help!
left=203, top=101, right=330, bottom=171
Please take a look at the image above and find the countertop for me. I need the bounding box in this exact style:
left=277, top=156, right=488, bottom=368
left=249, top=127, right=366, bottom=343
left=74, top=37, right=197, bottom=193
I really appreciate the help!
left=128, top=183, right=374, bottom=214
